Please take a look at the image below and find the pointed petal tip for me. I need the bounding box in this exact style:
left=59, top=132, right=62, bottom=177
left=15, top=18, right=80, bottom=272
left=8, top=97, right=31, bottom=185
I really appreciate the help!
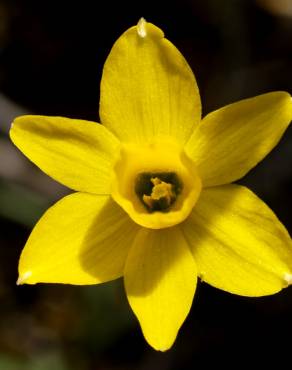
left=9, top=118, right=17, bottom=136
left=157, top=343, right=173, bottom=352
left=16, top=271, right=32, bottom=285
left=154, top=346, right=171, bottom=352
left=137, top=17, right=147, bottom=38
left=144, top=334, right=174, bottom=352
left=283, top=273, right=292, bottom=286
left=10, top=115, right=23, bottom=129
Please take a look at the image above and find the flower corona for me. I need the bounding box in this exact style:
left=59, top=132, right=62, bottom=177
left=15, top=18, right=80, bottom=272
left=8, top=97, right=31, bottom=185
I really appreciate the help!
left=111, top=139, right=202, bottom=229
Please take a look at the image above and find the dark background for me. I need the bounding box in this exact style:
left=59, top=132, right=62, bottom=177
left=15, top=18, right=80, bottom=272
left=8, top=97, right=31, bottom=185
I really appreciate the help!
left=1, top=0, right=292, bottom=369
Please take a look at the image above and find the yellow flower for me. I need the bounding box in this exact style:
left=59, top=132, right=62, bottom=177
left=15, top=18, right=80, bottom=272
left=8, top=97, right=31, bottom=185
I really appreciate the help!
left=10, top=18, right=292, bottom=351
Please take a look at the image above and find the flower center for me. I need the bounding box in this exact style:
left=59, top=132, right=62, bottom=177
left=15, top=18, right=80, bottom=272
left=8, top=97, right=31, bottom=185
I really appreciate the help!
left=135, top=173, right=182, bottom=212
left=111, top=138, right=202, bottom=229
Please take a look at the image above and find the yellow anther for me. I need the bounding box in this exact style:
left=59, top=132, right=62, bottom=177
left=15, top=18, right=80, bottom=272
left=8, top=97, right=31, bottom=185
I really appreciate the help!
left=143, top=177, right=175, bottom=211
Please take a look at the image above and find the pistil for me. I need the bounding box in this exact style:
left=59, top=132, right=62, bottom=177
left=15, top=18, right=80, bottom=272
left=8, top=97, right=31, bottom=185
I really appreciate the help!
left=143, top=177, right=176, bottom=211
left=135, top=172, right=182, bottom=213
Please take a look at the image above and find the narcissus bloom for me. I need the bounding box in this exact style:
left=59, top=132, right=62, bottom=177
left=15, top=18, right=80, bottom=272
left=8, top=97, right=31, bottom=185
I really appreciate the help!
left=10, top=19, right=292, bottom=351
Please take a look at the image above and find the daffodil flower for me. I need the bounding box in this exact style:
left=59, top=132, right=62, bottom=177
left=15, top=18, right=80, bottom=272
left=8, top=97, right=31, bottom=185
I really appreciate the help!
left=10, top=19, right=292, bottom=351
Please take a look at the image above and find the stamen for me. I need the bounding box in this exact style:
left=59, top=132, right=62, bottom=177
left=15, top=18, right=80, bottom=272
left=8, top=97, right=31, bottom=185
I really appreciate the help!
left=143, top=177, right=175, bottom=211
left=135, top=172, right=182, bottom=213
left=137, top=18, right=147, bottom=38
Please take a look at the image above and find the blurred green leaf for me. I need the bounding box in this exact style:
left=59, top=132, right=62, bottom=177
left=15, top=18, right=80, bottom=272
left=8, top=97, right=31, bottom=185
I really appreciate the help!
left=0, top=352, right=69, bottom=370
left=28, top=353, right=69, bottom=370
left=79, top=280, right=134, bottom=350
left=0, top=354, right=23, bottom=370
left=0, top=180, right=49, bottom=227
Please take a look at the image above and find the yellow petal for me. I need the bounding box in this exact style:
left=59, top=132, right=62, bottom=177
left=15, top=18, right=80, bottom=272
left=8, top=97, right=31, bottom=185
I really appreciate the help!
left=100, top=19, right=201, bottom=145
left=181, top=185, right=292, bottom=296
left=124, top=227, right=197, bottom=351
left=18, top=192, right=139, bottom=285
left=10, top=115, right=120, bottom=194
left=185, top=92, right=292, bottom=186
